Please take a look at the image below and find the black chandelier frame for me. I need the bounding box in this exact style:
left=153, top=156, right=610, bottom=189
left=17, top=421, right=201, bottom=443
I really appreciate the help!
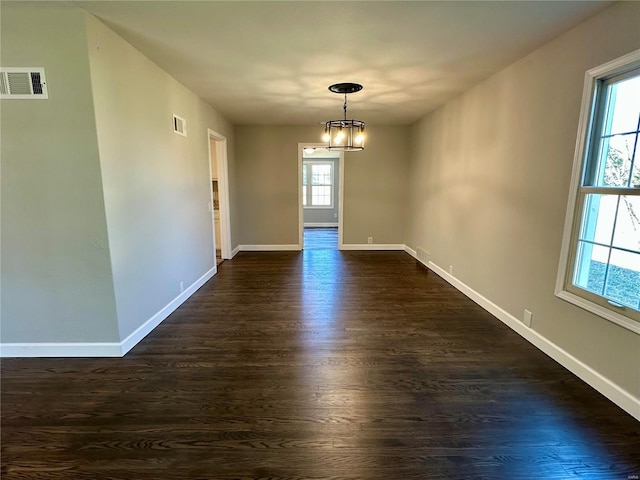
left=324, top=83, right=365, bottom=152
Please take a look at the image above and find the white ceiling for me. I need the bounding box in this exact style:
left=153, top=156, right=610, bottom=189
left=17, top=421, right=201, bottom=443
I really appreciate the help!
left=73, top=1, right=612, bottom=125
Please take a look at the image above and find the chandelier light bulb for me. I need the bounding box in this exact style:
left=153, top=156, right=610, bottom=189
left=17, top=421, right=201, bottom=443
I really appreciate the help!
left=322, top=126, right=331, bottom=142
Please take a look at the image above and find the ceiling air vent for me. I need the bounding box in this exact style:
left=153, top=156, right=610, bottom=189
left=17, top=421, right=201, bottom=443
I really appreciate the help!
left=0, top=68, right=48, bottom=99
left=173, top=114, right=187, bottom=137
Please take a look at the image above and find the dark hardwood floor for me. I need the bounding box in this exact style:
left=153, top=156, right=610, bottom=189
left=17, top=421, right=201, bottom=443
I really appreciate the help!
left=2, top=231, right=639, bottom=479
left=304, top=227, right=338, bottom=250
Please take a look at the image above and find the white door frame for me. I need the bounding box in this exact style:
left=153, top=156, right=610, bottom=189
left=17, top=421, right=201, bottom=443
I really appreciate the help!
left=298, top=143, right=344, bottom=250
left=208, top=129, right=232, bottom=259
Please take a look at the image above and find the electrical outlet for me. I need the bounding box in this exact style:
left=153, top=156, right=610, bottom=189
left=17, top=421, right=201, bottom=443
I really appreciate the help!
left=367, top=237, right=373, bottom=244
left=523, top=309, right=533, bottom=327
left=180, top=281, right=184, bottom=293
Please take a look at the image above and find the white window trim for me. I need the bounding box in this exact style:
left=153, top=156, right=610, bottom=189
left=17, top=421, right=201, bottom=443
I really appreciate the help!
left=303, top=160, right=334, bottom=209
left=555, top=49, right=640, bottom=335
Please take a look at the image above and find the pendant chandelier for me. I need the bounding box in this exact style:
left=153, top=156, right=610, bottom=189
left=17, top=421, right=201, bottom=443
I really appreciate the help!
left=322, top=83, right=365, bottom=151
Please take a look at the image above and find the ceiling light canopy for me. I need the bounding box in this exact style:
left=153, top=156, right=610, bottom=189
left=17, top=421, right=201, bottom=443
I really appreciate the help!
left=323, top=83, right=365, bottom=151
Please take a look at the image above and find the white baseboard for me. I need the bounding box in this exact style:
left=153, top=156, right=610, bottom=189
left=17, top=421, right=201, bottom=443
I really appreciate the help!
left=231, top=245, right=240, bottom=258
left=0, top=342, right=123, bottom=358
left=341, top=243, right=405, bottom=251
left=304, top=223, right=338, bottom=228
left=119, top=266, right=216, bottom=355
left=239, top=244, right=301, bottom=251
left=404, top=245, right=417, bottom=257
left=0, top=266, right=217, bottom=358
left=426, top=260, right=640, bottom=421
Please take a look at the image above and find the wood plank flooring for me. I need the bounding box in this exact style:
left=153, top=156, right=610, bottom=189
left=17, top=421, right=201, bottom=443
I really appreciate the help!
left=304, top=227, right=338, bottom=250
left=2, top=234, right=639, bottom=479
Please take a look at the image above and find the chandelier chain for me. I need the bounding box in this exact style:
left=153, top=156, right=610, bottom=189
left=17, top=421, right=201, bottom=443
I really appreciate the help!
left=343, top=93, right=347, bottom=121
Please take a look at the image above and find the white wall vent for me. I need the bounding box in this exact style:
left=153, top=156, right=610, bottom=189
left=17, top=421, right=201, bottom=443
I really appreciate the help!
left=173, top=114, right=187, bottom=137
left=0, top=68, right=48, bottom=99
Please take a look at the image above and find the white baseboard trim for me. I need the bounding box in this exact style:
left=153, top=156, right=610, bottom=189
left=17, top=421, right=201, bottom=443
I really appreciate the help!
left=427, top=260, right=640, bottom=421
left=0, top=342, right=123, bottom=358
left=239, top=244, right=301, bottom=251
left=341, top=244, right=405, bottom=251
left=231, top=245, right=240, bottom=258
left=119, top=265, right=216, bottom=355
left=404, top=245, right=417, bottom=257
left=304, top=223, right=338, bottom=228
left=0, top=266, right=217, bottom=358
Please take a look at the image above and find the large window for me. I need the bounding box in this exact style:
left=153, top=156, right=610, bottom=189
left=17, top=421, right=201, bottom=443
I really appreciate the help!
left=557, top=51, right=640, bottom=332
left=302, top=161, right=333, bottom=208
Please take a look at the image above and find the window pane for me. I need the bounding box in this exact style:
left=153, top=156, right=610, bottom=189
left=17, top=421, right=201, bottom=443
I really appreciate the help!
left=603, top=249, right=640, bottom=310
left=589, top=73, right=640, bottom=188
left=632, top=135, right=640, bottom=188
left=574, top=242, right=609, bottom=295
left=311, top=185, right=331, bottom=206
left=302, top=186, right=307, bottom=206
left=311, top=164, right=332, bottom=185
left=579, top=194, right=617, bottom=245
left=612, top=195, right=640, bottom=252
left=608, top=75, right=640, bottom=136
left=302, top=164, right=307, bottom=185
left=317, top=164, right=331, bottom=175
left=595, top=133, right=635, bottom=187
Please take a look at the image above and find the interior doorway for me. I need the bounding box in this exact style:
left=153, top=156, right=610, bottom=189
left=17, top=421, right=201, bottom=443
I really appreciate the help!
left=208, top=130, right=232, bottom=264
left=298, top=144, right=344, bottom=250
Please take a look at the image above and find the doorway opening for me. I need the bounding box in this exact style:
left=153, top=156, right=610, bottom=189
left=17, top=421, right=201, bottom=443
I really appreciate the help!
left=208, top=130, right=232, bottom=265
left=298, top=144, right=344, bottom=250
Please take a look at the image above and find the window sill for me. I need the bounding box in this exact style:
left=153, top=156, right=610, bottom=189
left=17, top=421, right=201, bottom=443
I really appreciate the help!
left=303, top=206, right=334, bottom=210
left=555, top=289, right=640, bottom=334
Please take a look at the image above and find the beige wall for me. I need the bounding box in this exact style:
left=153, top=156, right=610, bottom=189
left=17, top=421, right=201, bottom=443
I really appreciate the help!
left=343, top=126, right=410, bottom=245
left=235, top=126, right=300, bottom=246
left=407, top=1, right=640, bottom=397
left=235, top=125, right=410, bottom=246
left=1, top=2, right=238, bottom=346
left=0, top=3, right=119, bottom=342
left=85, top=14, right=236, bottom=341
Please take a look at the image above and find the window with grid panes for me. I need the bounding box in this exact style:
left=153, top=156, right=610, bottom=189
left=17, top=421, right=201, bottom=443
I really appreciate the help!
left=302, top=161, right=333, bottom=208
left=557, top=53, right=640, bottom=331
